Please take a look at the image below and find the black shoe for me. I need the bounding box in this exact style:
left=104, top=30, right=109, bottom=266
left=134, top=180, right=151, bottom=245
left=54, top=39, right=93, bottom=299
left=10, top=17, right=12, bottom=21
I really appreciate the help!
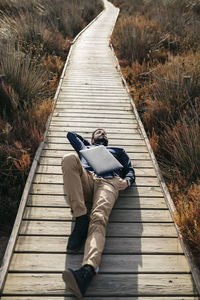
left=67, top=214, right=89, bottom=252
left=62, top=264, right=95, bottom=298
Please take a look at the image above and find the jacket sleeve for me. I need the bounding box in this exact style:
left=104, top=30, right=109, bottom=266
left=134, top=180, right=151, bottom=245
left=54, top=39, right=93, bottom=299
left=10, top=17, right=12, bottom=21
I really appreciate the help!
left=119, top=149, right=135, bottom=186
left=67, top=131, right=90, bottom=153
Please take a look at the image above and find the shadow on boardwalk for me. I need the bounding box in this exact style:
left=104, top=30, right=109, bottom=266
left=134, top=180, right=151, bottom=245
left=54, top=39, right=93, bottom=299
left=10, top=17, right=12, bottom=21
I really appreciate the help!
left=64, top=187, right=142, bottom=297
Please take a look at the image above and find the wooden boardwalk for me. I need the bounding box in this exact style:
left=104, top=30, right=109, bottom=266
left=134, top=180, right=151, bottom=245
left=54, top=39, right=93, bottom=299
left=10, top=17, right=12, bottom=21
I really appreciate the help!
left=0, top=0, right=199, bottom=299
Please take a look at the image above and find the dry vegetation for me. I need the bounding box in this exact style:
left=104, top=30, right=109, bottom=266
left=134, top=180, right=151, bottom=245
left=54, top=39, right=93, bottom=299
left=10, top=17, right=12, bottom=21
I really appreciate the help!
left=0, top=0, right=103, bottom=227
left=111, top=0, right=200, bottom=257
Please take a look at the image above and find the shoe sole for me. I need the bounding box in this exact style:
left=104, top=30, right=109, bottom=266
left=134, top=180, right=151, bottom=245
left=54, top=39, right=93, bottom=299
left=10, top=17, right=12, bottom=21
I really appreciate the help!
left=62, top=269, right=83, bottom=298
left=67, top=246, right=82, bottom=253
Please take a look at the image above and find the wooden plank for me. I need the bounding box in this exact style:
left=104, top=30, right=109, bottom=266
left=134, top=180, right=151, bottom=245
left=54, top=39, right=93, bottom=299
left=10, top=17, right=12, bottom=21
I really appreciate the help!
left=55, top=104, right=131, bottom=110
left=36, top=165, right=156, bottom=176
left=45, top=139, right=147, bottom=147
left=50, top=121, right=138, bottom=129
left=47, top=131, right=143, bottom=139
left=43, top=143, right=148, bottom=153
left=2, top=273, right=197, bottom=295
left=61, top=85, right=128, bottom=89
left=15, top=236, right=183, bottom=253
left=53, top=112, right=134, bottom=119
left=32, top=174, right=160, bottom=187
left=44, top=138, right=145, bottom=148
left=56, top=103, right=132, bottom=110
left=57, top=97, right=131, bottom=102
left=48, top=127, right=142, bottom=134
left=19, top=221, right=177, bottom=237
left=27, top=194, right=167, bottom=209
left=46, top=136, right=145, bottom=144
left=54, top=108, right=134, bottom=115
left=30, top=184, right=163, bottom=197
left=60, top=85, right=126, bottom=90
left=1, top=297, right=198, bottom=300
left=10, top=253, right=190, bottom=273
left=56, top=98, right=129, bottom=102
left=39, top=157, right=154, bottom=168
left=41, top=150, right=151, bottom=160
left=60, top=86, right=128, bottom=89
left=56, top=101, right=130, bottom=107
left=23, top=207, right=172, bottom=223
left=51, top=116, right=136, bottom=123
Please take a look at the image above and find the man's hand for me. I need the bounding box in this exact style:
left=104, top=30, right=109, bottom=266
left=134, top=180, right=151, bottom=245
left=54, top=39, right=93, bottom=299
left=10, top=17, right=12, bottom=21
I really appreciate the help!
left=117, top=178, right=128, bottom=190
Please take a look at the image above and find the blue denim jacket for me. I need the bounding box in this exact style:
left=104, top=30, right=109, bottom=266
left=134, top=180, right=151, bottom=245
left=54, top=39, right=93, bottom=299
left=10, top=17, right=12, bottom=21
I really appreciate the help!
left=67, top=131, right=135, bottom=186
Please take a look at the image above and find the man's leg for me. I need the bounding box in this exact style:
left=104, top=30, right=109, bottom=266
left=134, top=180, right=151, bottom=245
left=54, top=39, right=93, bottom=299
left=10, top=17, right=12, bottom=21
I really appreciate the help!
left=61, top=153, right=94, bottom=252
left=82, top=177, right=119, bottom=270
left=62, top=177, right=119, bottom=298
left=61, top=153, right=94, bottom=217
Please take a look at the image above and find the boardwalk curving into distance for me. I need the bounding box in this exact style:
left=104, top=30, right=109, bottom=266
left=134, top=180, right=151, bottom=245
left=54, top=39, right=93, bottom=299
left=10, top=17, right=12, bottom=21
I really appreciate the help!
left=0, top=0, right=200, bottom=299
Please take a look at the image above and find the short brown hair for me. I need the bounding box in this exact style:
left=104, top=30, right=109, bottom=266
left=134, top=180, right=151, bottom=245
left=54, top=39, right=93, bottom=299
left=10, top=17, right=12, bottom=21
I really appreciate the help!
left=91, top=128, right=106, bottom=139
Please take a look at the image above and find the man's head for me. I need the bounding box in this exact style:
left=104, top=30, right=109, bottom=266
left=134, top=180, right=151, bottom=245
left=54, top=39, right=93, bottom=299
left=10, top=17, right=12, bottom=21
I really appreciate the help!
left=91, top=128, right=108, bottom=146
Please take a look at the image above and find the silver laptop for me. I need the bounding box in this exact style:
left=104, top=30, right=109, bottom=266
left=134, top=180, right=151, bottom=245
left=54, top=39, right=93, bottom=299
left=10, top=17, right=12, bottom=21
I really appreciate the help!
left=80, top=145, right=123, bottom=175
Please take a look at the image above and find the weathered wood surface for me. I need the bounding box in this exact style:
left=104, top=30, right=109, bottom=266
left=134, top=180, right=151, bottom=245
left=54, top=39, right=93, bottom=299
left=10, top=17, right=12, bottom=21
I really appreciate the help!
left=33, top=174, right=159, bottom=186
left=10, top=253, right=190, bottom=272
left=2, top=274, right=198, bottom=296
left=1, top=0, right=199, bottom=298
left=27, top=194, right=168, bottom=209
left=19, top=220, right=177, bottom=237
left=36, top=164, right=156, bottom=175
left=39, top=156, right=155, bottom=168
left=41, top=149, right=151, bottom=159
left=1, top=296, right=199, bottom=300
left=15, top=236, right=183, bottom=253
left=23, top=207, right=172, bottom=222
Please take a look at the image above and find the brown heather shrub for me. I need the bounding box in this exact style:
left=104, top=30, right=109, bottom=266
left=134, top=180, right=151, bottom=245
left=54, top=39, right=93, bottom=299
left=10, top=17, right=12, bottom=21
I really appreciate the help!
left=142, top=99, right=171, bottom=135
left=141, top=52, right=200, bottom=134
left=0, top=45, right=49, bottom=113
left=190, top=0, right=200, bottom=14
left=43, top=55, right=65, bottom=77
left=0, top=0, right=37, bottom=17
left=158, top=118, right=200, bottom=184
left=112, top=15, right=161, bottom=64
left=171, top=181, right=200, bottom=253
left=41, top=30, right=71, bottom=59
left=0, top=0, right=103, bottom=227
left=122, top=60, right=150, bottom=85
left=13, top=153, right=31, bottom=177
left=37, top=0, right=103, bottom=37
left=149, top=128, right=159, bottom=153
left=111, top=0, right=147, bottom=16
left=112, top=0, right=200, bottom=54
left=0, top=98, right=53, bottom=222
left=111, top=0, right=200, bottom=256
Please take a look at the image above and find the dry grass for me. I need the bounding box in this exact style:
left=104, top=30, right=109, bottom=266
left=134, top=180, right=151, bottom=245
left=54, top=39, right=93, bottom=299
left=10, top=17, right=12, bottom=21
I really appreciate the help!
left=112, top=15, right=161, bottom=64
left=0, top=99, right=53, bottom=222
left=172, top=181, right=200, bottom=253
left=159, top=118, right=200, bottom=183
left=111, top=0, right=200, bottom=255
left=0, top=45, right=49, bottom=114
left=0, top=0, right=103, bottom=224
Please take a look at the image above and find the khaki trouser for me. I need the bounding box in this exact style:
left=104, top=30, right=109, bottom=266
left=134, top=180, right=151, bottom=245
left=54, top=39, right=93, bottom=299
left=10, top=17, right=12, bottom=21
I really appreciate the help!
left=61, top=153, right=120, bottom=270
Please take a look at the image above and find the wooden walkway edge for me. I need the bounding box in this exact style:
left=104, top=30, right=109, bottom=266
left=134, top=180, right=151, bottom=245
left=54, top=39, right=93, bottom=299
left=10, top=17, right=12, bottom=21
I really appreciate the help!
left=1, top=0, right=200, bottom=299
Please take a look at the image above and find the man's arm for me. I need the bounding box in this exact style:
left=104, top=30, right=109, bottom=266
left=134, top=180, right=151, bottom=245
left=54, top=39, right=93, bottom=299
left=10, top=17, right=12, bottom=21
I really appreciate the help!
left=67, top=131, right=90, bottom=153
left=119, top=149, right=135, bottom=187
